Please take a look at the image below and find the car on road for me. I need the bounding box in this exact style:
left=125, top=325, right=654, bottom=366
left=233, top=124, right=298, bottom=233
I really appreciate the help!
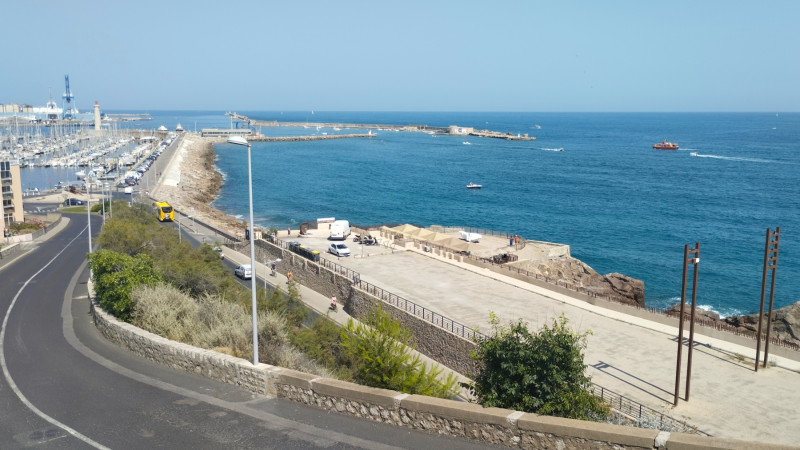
left=63, top=198, right=85, bottom=206
left=328, top=243, right=351, bottom=257
left=234, top=264, right=252, bottom=279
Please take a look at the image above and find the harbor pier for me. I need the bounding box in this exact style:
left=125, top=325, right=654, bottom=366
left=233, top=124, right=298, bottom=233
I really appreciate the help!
left=226, top=112, right=536, bottom=141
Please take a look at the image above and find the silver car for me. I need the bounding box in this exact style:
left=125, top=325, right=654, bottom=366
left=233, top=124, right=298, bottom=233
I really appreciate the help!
left=328, top=243, right=350, bottom=257
left=234, top=264, right=252, bottom=279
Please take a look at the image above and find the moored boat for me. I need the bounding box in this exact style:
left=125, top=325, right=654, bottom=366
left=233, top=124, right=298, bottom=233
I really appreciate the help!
left=653, top=140, right=679, bottom=150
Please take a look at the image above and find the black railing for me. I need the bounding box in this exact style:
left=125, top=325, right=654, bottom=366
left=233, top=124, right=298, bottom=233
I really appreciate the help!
left=589, top=385, right=710, bottom=436
left=354, top=278, right=485, bottom=342
left=318, top=256, right=360, bottom=280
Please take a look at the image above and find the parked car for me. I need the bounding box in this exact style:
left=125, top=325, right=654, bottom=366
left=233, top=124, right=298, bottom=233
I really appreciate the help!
left=63, top=198, right=84, bottom=206
left=234, top=264, right=252, bottom=279
left=328, top=243, right=351, bottom=257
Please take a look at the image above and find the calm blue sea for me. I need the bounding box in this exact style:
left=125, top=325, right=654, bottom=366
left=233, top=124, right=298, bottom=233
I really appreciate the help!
left=21, top=111, right=800, bottom=317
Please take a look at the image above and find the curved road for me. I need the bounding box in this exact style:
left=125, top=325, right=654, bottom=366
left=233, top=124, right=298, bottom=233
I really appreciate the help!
left=0, top=214, right=493, bottom=449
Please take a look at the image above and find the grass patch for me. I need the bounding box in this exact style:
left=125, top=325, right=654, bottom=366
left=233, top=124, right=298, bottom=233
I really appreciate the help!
left=62, top=206, right=88, bottom=213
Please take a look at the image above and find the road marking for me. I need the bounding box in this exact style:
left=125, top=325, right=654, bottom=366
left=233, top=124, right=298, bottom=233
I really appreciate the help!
left=0, top=225, right=111, bottom=450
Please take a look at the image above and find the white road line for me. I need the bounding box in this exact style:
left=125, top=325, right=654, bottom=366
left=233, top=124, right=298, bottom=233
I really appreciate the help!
left=0, top=225, right=111, bottom=450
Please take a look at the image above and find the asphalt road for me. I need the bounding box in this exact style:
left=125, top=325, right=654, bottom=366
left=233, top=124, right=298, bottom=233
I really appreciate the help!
left=0, top=214, right=497, bottom=449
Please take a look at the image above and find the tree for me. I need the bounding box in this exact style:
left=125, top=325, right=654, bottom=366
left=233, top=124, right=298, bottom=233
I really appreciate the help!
left=470, top=314, right=609, bottom=420
left=339, top=303, right=459, bottom=399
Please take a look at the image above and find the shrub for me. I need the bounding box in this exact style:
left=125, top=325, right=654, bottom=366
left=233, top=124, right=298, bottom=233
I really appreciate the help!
left=469, top=313, right=609, bottom=420
left=340, top=303, right=459, bottom=399
left=131, top=284, right=199, bottom=342
left=291, top=317, right=347, bottom=376
left=89, top=249, right=162, bottom=322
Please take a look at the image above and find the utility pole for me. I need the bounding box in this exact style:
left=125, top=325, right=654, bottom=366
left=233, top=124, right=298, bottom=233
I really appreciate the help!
left=755, top=227, right=780, bottom=371
left=674, top=242, right=700, bottom=405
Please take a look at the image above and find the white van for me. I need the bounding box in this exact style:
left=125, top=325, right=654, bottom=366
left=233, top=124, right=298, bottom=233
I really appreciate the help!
left=329, top=220, right=351, bottom=240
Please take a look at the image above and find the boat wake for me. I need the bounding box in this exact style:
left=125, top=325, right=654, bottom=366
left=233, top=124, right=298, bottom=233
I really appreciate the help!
left=690, top=152, right=773, bottom=163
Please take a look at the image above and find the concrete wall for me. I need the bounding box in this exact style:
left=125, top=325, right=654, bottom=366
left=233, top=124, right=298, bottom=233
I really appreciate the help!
left=89, top=293, right=789, bottom=449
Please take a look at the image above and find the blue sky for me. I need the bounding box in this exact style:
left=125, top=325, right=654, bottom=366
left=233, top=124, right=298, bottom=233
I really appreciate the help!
left=3, top=1, right=798, bottom=112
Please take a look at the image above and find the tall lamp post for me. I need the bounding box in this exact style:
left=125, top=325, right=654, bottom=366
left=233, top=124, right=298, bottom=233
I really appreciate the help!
left=227, top=135, right=259, bottom=365
left=86, top=178, right=92, bottom=254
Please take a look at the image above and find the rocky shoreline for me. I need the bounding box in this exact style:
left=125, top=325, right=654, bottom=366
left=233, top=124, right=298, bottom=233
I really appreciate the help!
left=155, top=135, right=244, bottom=238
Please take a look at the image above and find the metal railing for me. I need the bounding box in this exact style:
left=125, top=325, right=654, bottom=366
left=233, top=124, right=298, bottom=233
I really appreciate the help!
left=589, top=384, right=710, bottom=436
left=354, top=278, right=485, bottom=342
left=318, top=257, right=360, bottom=280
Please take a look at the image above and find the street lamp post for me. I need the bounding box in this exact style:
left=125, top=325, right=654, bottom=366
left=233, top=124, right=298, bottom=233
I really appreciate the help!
left=227, top=135, right=260, bottom=365
left=85, top=179, right=92, bottom=254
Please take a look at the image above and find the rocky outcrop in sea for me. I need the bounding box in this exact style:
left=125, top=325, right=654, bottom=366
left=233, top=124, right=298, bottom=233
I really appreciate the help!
left=666, top=301, right=800, bottom=346
left=511, top=256, right=645, bottom=308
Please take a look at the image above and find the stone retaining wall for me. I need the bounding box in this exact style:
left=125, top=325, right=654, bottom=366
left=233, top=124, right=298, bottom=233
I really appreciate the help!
left=248, top=238, right=477, bottom=374
left=89, top=296, right=788, bottom=449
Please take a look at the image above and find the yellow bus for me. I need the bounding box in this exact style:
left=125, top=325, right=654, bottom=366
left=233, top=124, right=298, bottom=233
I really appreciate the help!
left=154, top=201, right=174, bottom=222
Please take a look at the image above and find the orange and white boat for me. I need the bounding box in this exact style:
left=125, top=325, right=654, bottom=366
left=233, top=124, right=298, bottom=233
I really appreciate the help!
left=653, top=140, right=679, bottom=150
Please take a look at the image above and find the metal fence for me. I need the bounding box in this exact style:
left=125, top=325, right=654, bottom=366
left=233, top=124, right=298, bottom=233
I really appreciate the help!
left=354, top=278, right=485, bottom=342
left=319, top=257, right=360, bottom=281
left=589, top=384, right=710, bottom=436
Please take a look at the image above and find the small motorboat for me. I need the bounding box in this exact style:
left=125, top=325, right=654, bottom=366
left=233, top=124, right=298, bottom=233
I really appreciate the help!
left=653, top=140, right=679, bottom=150
left=466, top=182, right=482, bottom=189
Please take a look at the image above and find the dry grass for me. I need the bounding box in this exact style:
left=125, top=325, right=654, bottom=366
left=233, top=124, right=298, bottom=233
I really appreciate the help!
left=131, top=284, right=332, bottom=376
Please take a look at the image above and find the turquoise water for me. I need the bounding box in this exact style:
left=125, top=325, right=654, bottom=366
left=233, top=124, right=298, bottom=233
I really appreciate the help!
left=21, top=111, right=800, bottom=316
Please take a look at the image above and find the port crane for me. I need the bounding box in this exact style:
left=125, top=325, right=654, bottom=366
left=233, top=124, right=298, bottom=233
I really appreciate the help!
left=62, top=74, right=75, bottom=119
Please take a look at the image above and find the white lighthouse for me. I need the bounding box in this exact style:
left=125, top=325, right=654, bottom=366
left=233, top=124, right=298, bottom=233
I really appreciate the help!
left=93, top=100, right=101, bottom=130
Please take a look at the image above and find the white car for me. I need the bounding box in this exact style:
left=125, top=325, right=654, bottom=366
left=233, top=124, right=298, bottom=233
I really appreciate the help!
left=328, top=243, right=350, bottom=257
left=234, top=264, right=252, bottom=279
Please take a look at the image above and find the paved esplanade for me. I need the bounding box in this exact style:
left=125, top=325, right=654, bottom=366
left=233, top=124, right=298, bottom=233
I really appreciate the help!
left=159, top=134, right=800, bottom=446
left=201, top=224, right=800, bottom=446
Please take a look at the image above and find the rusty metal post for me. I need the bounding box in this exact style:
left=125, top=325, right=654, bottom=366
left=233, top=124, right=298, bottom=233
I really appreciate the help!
left=755, top=228, right=780, bottom=371
left=685, top=243, right=700, bottom=401
left=762, top=227, right=780, bottom=368
left=674, top=244, right=689, bottom=406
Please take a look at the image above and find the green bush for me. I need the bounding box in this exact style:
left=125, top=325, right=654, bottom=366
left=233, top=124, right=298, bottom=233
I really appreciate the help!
left=340, top=303, right=459, bottom=399
left=89, top=249, right=162, bottom=322
left=90, top=199, right=111, bottom=214
left=469, top=314, right=609, bottom=420
left=291, top=317, right=348, bottom=377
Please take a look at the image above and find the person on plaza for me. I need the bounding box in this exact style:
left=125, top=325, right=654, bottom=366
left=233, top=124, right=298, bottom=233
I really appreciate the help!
left=330, top=296, right=338, bottom=311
